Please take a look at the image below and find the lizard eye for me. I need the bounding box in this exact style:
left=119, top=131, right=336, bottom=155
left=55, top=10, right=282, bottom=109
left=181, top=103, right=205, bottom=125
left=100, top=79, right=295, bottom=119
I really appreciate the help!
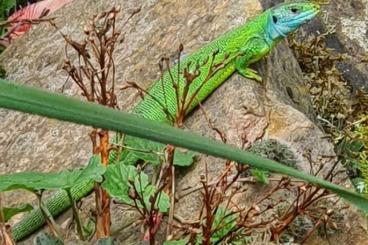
left=272, top=15, right=278, bottom=23
left=291, top=7, right=299, bottom=14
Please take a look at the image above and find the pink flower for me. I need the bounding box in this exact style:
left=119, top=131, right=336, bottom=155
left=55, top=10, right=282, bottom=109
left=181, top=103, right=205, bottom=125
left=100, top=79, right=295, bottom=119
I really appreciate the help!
left=4, top=0, right=74, bottom=43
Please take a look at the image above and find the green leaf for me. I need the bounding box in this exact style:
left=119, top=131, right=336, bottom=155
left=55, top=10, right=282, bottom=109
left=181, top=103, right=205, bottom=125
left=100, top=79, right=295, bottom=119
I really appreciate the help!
left=0, top=0, right=15, bottom=36
left=101, top=164, right=135, bottom=204
left=156, top=191, right=170, bottom=212
left=174, top=149, right=196, bottom=167
left=211, top=207, right=238, bottom=243
left=0, top=155, right=105, bottom=192
left=1, top=80, right=368, bottom=212
left=251, top=168, right=269, bottom=184
left=348, top=140, right=364, bottom=152
left=124, top=137, right=163, bottom=164
left=124, top=137, right=196, bottom=166
left=0, top=0, right=15, bottom=19
left=2, top=204, right=33, bottom=222
left=82, top=219, right=95, bottom=239
left=102, top=164, right=170, bottom=212
left=0, top=0, right=15, bottom=12
left=34, top=232, right=63, bottom=245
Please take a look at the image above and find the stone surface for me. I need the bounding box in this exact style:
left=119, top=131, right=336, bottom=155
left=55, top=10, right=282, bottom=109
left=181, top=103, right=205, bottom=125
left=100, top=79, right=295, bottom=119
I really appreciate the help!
left=0, top=0, right=367, bottom=244
left=262, top=0, right=368, bottom=91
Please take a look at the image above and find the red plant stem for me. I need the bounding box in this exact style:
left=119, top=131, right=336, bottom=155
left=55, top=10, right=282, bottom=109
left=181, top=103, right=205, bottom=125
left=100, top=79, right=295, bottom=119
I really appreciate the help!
left=95, top=130, right=111, bottom=238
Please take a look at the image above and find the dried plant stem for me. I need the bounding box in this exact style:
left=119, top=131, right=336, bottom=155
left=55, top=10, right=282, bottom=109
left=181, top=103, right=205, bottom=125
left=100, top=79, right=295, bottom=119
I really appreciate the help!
left=0, top=195, right=15, bottom=245
left=0, top=225, right=14, bottom=245
left=66, top=189, right=85, bottom=241
left=36, top=192, right=62, bottom=239
left=201, top=177, right=214, bottom=245
left=165, top=145, right=176, bottom=238
left=95, top=130, right=111, bottom=238
left=94, top=186, right=111, bottom=238
left=270, top=186, right=327, bottom=240
left=0, top=13, right=55, bottom=47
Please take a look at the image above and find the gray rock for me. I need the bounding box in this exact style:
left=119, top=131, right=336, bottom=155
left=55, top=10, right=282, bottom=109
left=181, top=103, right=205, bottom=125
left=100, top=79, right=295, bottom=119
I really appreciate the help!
left=296, top=0, right=368, bottom=91
left=0, top=0, right=366, bottom=244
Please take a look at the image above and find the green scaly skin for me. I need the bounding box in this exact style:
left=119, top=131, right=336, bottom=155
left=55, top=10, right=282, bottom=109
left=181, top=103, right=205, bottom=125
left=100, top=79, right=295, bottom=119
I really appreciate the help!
left=12, top=2, right=319, bottom=241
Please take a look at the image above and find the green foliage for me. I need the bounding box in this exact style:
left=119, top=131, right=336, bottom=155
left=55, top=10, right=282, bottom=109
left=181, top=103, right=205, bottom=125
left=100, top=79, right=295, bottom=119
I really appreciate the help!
left=2, top=203, right=33, bottom=222
left=82, top=218, right=95, bottom=240
left=337, top=116, right=368, bottom=195
left=1, top=80, right=368, bottom=212
left=347, top=140, right=364, bottom=153
left=351, top=118, right=368, bottom=189
left=0, top=66, right=6, bottom=78
left=251, top=168, right=269, bottom=184
left=0, top=0, right=16, bottom=36
left=211, top=207, right=238, bottom=243
left=357, top=152, right=368, bottom=193
left=102, top=164, right=170, bottom=212
left=0, top=0, right=15, bottom=19
left=173, top=149, right=196, bottom=167
left=34, top=232, right=63, bottom=245
left=0, top=155, right=105, bottom=192
left=194, top=207, right=243, bottom=244
left=124, top=137, right=196, bottom=166
left=0, top=0, right=32, bottom=21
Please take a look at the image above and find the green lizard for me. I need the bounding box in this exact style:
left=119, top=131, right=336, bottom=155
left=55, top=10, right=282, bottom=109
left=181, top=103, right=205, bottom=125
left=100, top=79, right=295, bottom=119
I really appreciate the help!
left=11, top=2, right=320, bottom=241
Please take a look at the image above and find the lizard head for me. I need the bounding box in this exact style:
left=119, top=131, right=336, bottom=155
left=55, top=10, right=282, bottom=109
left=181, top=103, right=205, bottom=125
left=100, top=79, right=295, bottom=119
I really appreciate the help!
left=267, top=2, right=320, bottom=40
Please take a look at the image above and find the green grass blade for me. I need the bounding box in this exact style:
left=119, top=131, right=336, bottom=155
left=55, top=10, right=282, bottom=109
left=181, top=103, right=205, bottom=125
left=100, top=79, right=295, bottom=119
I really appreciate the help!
left=0, top=79, right=367, bottom=211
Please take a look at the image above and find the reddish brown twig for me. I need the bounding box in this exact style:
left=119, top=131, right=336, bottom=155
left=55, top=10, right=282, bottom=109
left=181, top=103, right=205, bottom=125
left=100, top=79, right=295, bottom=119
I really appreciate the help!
left=60, top=6, right=140, bottom=239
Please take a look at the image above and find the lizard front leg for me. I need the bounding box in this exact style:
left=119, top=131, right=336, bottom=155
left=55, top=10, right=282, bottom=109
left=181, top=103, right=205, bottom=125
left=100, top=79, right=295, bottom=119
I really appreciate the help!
left=235, top=37, right=270, bottom=82
left=236, top=65, right=263, bottom=82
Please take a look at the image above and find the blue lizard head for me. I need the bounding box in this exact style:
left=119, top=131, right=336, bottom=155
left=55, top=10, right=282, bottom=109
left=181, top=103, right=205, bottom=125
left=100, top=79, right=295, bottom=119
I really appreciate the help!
left=267, top=2, right=320, bottom=40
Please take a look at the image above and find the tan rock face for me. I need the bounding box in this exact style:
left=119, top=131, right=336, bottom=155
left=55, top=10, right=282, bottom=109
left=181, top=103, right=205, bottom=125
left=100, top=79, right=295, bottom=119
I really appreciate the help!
left=0, top=0, right=262, bottom=175
left=0, top=0, right=366, bottom=244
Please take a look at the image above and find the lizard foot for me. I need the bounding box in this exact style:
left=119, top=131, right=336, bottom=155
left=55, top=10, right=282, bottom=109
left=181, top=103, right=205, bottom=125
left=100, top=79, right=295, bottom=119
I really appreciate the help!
left=238, top=67, right=262, bottom=82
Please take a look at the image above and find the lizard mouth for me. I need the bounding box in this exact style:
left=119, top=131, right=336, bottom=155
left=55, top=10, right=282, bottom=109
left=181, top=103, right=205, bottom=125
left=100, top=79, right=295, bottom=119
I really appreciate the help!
left=270, top=4, right=320, bottom=38
left=294, top=5, right=320, bottom=23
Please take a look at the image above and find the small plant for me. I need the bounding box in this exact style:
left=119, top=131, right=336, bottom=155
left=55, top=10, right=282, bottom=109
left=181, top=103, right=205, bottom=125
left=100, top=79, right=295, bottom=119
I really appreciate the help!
left=0, top=156, right=105, bottom=243
left=102, top=164, right=170, bottom=244
left=289, top=29, right=368, bottom=196
left=0, top=0, right=70, bottom=48
left=60, top=6, right=125, bottom=238
left=119, top=40, right=239, bottom=241
left=347, top=116, right=368, bottom=194
left=0, top=0, right=16, bottom=36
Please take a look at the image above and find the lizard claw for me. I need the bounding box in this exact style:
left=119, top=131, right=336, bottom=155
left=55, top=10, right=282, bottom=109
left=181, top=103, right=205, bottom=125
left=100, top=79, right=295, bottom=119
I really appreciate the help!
left=238, top=67, right=263, bottom=82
